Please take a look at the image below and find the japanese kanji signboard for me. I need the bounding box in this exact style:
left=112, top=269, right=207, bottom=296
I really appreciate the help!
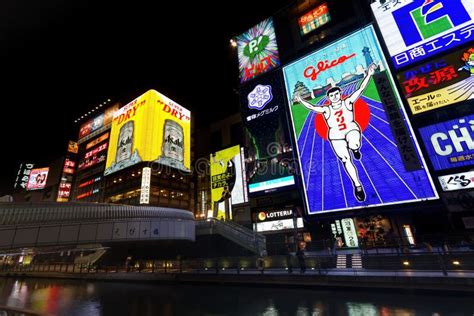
left=371, top=0, right=474, bottom=69
left=397, top=46, right=474, bottom=115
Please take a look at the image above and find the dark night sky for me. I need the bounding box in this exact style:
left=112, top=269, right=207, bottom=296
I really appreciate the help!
left=0, top=0, right=291, bottom=194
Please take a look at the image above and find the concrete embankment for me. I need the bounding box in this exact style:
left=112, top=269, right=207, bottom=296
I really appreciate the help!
left=1, top=270, right=473, bottom=292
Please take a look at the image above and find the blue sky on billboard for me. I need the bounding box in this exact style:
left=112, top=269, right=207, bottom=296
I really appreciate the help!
left=371, top=0, right=474, bottom=69
left=418, top=114, right=474, bottom=171
left=283, top=25, right=437, bottom=215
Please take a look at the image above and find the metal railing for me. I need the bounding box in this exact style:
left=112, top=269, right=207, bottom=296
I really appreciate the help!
left=196, top=218, right=266, bottom=255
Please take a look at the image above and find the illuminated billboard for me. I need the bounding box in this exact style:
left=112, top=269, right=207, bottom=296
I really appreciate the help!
left=331, top=218, right=359, bottom=248
left=68, top=141, right=78, bottom=154
left=418, top=114, right=474, bottom=171
left=86, top=132, right=109, bottom=150
left=78, top=104, right=119, bottom=140
left=105, top=90, right=191, bottom=175
left=438, top=171, right=474, bottom=191
left=63, top=158, right=76, bottom=174
left=371, top=0, right=474, bottom=69
left=283, top=25, right=437, bottom=215
left=210, top=145, right=248, bottom=220
left=239, top=70, right=296, bottom=195
left=13, top=163, right=34, bottom=191
left=237, top=17, right=280, bottom=83
left=26, top=168, right=49, bottom=191
left=253, top=209, right=304, bottom=232
left=397, top=46, right=474, bottom=115
left=298, top=3, right=331, bottom=36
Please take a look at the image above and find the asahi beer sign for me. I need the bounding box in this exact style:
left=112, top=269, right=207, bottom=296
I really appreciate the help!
left=283, top=26, right=437, bottom=215
left=418, top=115, right=474, bottom=171
left=105, top=90, right=191, bottom=175
left=438, top=171, right=474, bottom=191
left=371, top=0, right=474, bottom=69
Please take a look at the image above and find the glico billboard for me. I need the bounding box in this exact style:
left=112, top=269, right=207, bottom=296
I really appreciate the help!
left=418, top=114, right=474, bottom=171
left=371, top=0, right=474, bottom=69
left=239, top=70, right=296, bottom=195
left=397, top=46, right=474, bottom=115
left=283, top=25, right=437, bottom=215
left=237, top=17, right=280, bottom=83
left=210, top=145, right=248, bottom=220
left=105, top=90, right=191, bottom=175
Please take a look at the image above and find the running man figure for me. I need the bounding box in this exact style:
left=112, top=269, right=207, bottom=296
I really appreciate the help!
left=296, top=63, right=377, bottom=202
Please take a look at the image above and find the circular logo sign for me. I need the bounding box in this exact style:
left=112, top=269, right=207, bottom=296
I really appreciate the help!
left=258, top=212, right=266, bottom=221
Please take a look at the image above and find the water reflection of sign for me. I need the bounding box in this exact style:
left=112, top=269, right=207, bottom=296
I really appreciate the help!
left=237, top=18, right=280, bottom=83
left=397, top=47, right=474, bottom=115
left=418, top=115, right=474, bottom=171
left=439, top=171, right=474, bottom=191
left=371, top=0, right=474, bottom=69
left=298, top=3, right=331, bottom=36
left=441, top=190, right=474, bottom=212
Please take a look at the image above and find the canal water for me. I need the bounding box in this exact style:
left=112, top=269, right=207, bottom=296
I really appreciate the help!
left=0, top=278, right=473, bottom=316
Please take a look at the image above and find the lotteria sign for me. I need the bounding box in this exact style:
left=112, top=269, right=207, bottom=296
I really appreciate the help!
left=371, top=0, right=474, bottom=69
left=418, top=115, right=474, bottom=171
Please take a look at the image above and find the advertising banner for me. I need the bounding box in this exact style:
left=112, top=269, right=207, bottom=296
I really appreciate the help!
left=86, top=132, right=109, bottom=150
left=239, top=70, right=296, bottom=195
left=105, top=90, right=191, bottom=175
left=68, top=141, right=78, bottom=154
left=78, top=104, right=119, bottom=140
left=298, top=3, right=331, bottom=36
left=397, top=46, right=474, bottom=115
left=253, top=209, right=304, bottom=232
left=331, top=218, right=359, bottom=248
left=26, top=168, right=49, bottom=191
left=371, top=0, right=474, bottom=69
left=418, top=114, right=474, bottom=171
left=438, top=171, right=474, bottom=191
left=237, top=17, right=280, bottom=83
left=140, top=167, right=151, bottom=204
left=13, top=163, right=35, bottom=191
left=63, top=158, right=76, bottom=174
left=283, top=25, right=437, bottom=215
left=210, top=145, right=248, bottom=220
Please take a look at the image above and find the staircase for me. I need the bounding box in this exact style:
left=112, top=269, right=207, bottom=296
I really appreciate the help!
left=335, top=253, right=363, bottom=269
left=196, top=219, right=266, bottom=255
left=351, top=253, right=363, bottom=269
left=336, top=254, right=347, bottom=269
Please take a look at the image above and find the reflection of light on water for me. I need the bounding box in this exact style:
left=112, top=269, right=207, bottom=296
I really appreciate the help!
left=262, top=300, right=279, bottom=316
left=6, top=280, right=28, bottom=308
left=73, top=301, right=101, bottom=316
left=86, top=283, right=95, bottom=295
left=346, top=302, right=378, bottom=316
left=296, top=305, right=310, bottom=316
left=312, top=302, right=325, bottom=316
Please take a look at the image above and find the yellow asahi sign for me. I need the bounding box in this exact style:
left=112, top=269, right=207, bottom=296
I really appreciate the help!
left=105, top=90, right=191, bottom=175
